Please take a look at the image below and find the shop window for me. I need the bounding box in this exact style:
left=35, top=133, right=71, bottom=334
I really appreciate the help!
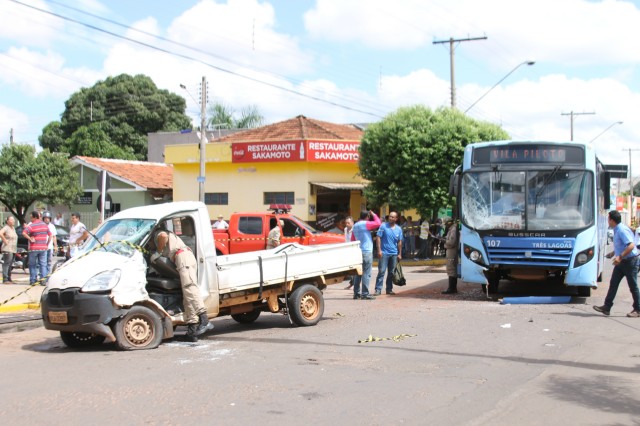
left=205, top=192, right=228, bottom=205
left=264, top=192, right=294, bottom=205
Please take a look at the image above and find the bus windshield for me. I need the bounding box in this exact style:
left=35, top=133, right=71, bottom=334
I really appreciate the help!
left=461, top=169, right=594, bottom=231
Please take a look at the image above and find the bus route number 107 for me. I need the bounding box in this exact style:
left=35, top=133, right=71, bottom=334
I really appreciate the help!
left=486, top=239, right=501, bottom=247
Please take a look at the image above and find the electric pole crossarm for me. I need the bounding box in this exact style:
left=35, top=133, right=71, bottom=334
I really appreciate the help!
left=433, top=35, right=487, bottom=108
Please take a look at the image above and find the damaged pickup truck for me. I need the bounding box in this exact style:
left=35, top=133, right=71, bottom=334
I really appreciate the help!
left=41, top=201, right=362, bottom=350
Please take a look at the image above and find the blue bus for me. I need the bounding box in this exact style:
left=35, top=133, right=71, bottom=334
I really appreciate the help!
left=450, top=141, right=610, bottom=296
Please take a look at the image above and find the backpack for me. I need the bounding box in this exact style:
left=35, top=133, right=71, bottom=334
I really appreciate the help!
left=392, top=263, right=406, bottom=286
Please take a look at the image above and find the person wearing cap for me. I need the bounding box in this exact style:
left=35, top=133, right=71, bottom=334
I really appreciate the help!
left=42, top=211, right=58, bottom=275
left=212, top=214, right=229, bottom=230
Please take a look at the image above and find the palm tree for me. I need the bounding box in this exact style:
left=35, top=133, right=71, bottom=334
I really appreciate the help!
left=207, top=102, right=264, bottom=130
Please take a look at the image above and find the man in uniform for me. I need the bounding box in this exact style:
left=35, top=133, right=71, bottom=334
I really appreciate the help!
left=267, top=219, right=284, bottom=249
left=151, top=226, right=214, bottom=341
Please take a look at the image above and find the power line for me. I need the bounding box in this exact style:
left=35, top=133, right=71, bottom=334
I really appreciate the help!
left=13, top=0, right=386, bottom=119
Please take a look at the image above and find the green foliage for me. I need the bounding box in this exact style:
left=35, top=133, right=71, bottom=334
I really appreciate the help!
left=359, top=105, right=509, bottom=217
left=207, top=102, right=264, bottom=129
left=0, top=144, right=83, bottom=225
left=39, top=74, right=192, bottom=160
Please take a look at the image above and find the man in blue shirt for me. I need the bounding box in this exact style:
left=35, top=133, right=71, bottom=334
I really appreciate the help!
left=375, top=211, right=403, bottom=295
left=351, top=210, right=381, bottom=300
left=594, top=210, right=640, bottom=317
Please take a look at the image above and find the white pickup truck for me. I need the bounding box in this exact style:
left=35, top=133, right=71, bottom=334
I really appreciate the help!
left=41, top=201, right=362, bottom=350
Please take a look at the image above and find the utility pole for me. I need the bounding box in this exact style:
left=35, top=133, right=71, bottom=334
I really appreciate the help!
left=561, top=111, right=595, bottom=141
left=433, top=35, right=487, bottom=108
left=623, top=148, right=640, bottom=226
left=9, top=128, right=14, bottom=145
left=198, top=76, right=208, bottom=203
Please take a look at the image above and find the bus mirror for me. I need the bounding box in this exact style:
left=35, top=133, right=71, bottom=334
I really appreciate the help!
left=449, top=174, right=459, bottom=198
left=603, top=172, right=611, bottom=210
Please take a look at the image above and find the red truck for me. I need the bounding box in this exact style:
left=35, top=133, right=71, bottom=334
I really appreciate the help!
left=213, top=204, right=345, bottom=255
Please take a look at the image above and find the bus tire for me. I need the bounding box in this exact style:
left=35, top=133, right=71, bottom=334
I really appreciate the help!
left=288, top=284, right=324, bottom=326
left=577, top=286, right=591, bottom=297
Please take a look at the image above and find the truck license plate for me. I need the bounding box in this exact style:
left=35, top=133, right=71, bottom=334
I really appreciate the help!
left=48, top=311, right=68, bottom=324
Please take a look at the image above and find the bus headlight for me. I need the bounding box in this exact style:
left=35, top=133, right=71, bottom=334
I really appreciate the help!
left=573, top=247, right=594, bottom=267
left=464, top=244, right=484, bottom=265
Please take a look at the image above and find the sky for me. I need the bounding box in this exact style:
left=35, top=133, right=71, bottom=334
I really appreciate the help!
left=1, top=0, right=640, bottom=168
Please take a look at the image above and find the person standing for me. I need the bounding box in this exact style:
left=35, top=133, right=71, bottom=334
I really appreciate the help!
left=375, top=211, right=403, bottom=295
left=22, top=211, right=51, bottom=285
left=267, top=219, right=284, bottom=249
left=151, top=227, right=213, bottom=342
left=212, top=215, right=229, bottom=230
left=68, top=212, right=89, bottom=259
left=344, top=216, right=355, bottom=290
left=53, top=212, right=64, bottom=226
left=351, top=210, right=381, bottom=300
left=418, top=218, right=431, bottom=260
left=0, top=217, right=17, bottom=284
left=42, top=211, right=57, bottom=275
left=327, top=215, right=346, bottom=234
left=442, top=220, right=459, bottom=294
left=594, top=210, right=640, bottom=317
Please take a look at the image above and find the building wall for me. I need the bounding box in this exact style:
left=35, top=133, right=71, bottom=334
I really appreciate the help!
left=167, top=142, right=364, bottom=221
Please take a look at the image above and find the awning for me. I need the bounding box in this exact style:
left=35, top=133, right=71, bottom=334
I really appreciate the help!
left=311, top=182, right=367, bottom=190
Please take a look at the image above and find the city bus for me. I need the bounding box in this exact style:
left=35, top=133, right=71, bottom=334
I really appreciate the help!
left=450, top=141, right=610, bottom=296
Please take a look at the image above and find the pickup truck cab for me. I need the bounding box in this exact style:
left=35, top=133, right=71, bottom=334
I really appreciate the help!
left=213, top=204, right=344, bottom=255
left=41, top=202, right=361, bottom=350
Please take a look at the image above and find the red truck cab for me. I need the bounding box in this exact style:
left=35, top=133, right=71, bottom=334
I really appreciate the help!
left=213, top=204, right=345, bottom=255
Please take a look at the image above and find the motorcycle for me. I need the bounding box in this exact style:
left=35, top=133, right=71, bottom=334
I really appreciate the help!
left=12, top=249, right=28, bottom=271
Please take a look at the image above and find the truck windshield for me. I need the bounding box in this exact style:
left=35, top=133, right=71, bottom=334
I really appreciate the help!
left=81, top=219, right=156, bottom=257
left=461, top=170, right=594, bottom=231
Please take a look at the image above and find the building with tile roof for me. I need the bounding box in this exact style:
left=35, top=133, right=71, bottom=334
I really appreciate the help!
left=49, top=156, right=173, bottom=229
left=164, top=115, right=369, bottom=230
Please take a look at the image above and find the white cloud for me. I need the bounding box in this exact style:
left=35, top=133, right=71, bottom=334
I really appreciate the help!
left=305, top=0, right=640, bottom=66
left=0, top=0, right=63, bottom=47
left=0, top=47, right=100, bottom=98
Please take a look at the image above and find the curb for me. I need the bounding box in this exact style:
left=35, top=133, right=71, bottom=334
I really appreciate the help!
left=0, top=303, right=40, bottom=314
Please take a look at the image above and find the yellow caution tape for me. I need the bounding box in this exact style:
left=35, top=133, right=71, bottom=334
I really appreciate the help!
left=358, top=333, right=417, bottom=343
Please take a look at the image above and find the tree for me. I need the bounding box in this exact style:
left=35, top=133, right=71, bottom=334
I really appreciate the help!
left=358, top=105, right=509, bottom=217
left=207, top=102, right=264, bottom=130
left=0, top=144, right=83, bottom=225
left=39, top=74, right=192, bottom=160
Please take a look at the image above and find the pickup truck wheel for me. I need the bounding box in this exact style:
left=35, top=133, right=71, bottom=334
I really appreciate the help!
left=59, top=331, right=106, bottom=348
left=113, top=306, right=163, bottom=351
left=289, top=284, right=324, bottom=326
left=231, top=310, right=261, bottom=324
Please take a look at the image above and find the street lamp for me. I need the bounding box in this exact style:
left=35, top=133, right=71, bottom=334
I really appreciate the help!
left=589, top=121, right=623, bottom=143
left=179, top=83, right=199, bottom=106
left=464, top=61, right=535, bottom=113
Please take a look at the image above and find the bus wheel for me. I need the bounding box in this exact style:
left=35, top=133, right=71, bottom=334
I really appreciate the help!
left=487, top=276, right=500, bottom=293
left=577, top=286, right=591, bottom=297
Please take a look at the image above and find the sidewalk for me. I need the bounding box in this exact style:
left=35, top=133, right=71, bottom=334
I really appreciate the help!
left=0, top=269, right=45, bottom=313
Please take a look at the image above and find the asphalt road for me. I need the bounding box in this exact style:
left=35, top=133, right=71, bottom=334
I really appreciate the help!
left=0, top=261, right=639, bottom=425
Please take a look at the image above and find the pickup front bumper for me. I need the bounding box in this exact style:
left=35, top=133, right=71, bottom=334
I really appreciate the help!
left=41, top=288, right=124, bottom=341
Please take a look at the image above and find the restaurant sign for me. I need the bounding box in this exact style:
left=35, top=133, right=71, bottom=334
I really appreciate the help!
left=231, top=140, right=360, bottom=163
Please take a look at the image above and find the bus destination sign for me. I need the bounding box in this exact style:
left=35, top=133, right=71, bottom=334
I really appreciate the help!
left=473, top=145, right=584, bottom=166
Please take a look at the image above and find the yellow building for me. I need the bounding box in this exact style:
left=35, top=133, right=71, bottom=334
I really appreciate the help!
left=165, top=116, right=368, bottom=230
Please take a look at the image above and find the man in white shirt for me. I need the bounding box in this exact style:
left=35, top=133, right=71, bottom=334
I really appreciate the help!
left=68, top=212, right=89, bottom=259
left=212, top=214, right=229, bottom=230
left=42, top=211, right=57, bottom=274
